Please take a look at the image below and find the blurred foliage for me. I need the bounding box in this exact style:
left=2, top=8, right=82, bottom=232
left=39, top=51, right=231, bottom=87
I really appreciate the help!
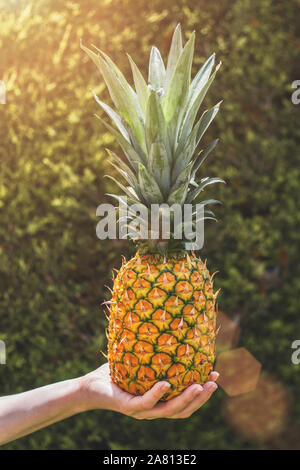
left=0, top=0, right=299, bottom=450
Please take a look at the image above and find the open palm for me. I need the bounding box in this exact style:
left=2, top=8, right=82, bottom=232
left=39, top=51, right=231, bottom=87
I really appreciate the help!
left=81, top=362, right=219, bottom=420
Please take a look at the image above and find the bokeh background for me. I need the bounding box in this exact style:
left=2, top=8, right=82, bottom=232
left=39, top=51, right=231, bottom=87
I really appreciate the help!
left=0, top=0, right=299, bottom=450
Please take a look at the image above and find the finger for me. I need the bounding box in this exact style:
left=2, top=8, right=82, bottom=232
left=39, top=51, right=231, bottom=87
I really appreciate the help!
left=172, top=381, right=218, bottom=419
left=152, top=384, right=204, bottom=418
left=129, top=381, right=171, bottom=411
left=209, top=371, right=219, bottom=382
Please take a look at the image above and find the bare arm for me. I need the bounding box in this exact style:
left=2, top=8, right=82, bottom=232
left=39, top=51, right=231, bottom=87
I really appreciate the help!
left=0, top=377, right=83, bottom=445
left=0, top=363, right=218, bottom=445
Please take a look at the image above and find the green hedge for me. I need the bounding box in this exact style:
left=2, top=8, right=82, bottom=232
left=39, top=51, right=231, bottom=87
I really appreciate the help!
left=0, top=0, right=299, bottom=450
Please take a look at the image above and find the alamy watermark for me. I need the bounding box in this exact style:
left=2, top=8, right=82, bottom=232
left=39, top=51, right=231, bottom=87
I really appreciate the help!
left=96, top=199, right=205, bottom=250
left=0, top=80, right=6, bottom=104
left=0, top=340, right=6, bottom=365
left=291, top=80, right=300, bottom=105
left=291, top=340, right=300, bottom=365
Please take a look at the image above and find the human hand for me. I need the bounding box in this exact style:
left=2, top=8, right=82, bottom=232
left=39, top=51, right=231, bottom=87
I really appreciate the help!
left=79, top=363, right=219, bottom=420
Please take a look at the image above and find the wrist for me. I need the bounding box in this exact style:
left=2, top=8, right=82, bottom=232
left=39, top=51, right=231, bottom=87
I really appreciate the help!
left=75, top=375, right=93, bottom=413
left=76, top=374, right=108, bottom=413
left=76, top=372, right=119, bottom=413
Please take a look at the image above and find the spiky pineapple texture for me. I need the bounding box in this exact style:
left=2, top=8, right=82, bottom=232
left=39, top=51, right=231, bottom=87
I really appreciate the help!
left=82, top=24, right=225, bottom=252
left=106, top=252, right=219, bottom=400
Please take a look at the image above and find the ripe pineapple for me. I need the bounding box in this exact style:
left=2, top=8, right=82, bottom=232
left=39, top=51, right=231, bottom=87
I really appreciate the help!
left=82, top=25, right=224, bottom=400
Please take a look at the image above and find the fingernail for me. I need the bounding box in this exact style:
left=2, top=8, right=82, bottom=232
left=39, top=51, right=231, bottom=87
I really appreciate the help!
left=161, top=382, right=171, bottom=390
left=193, top=385, right=203, bottom=395
left=207, top=382, right=218, bottom=392
left=214, top=372, right=220, bottom=380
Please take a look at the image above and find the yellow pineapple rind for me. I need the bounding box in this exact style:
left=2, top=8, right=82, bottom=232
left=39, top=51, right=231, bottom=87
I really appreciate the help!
left=107, top=252, right=218, bottom=401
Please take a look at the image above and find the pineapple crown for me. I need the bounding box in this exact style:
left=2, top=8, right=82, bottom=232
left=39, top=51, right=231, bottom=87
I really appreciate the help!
left=81, top=24, right=225, bottom=253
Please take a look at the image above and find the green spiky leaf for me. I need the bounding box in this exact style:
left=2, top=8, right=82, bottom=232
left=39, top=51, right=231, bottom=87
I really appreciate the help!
left=148, top=141, right=171, bottom=196
left=106, top=193, right=138, bottom=207
left=138, top=163, right=164, bottom=204
left=187, top=178, right=226, bottom=203
left=188, top=53, right=216, bottom=106
left=83, top=26, right=224, bottom=251
left=179, top=63, right=221, bottom=143
left=108, top=160, right=142, bottom=201
left=95, top=114, right=145, bottom=170
left=196, top=101, right=222, bottom=145
left=170, top=161, right=193, bottom=194
left=127, top=54, right=149, bottom=118
left=191, top=139, right=219, bottom=178
left=105, top=149, right=136, bottom=180
left=163, top=32, right=195, bottom=122
left=105, top=175, right=141, bottom=203
left=92, top=90, right=129, bottom=141
left=148, top=46, right=165, bottom=91
left=164, top=23, right=183, bottom=92
left=145, top=89, right=169, bottom=156
left=172, top=117, right=203, bottom=180
left=81, top=42, right=145, bottom=151
left=168, top=182, right=189, bottom=206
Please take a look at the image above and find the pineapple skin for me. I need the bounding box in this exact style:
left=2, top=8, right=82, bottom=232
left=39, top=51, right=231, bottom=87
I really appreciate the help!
left=107, top=252, right=219, bottom=401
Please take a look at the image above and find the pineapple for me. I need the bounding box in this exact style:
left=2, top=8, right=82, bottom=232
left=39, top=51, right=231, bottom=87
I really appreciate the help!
left=82, top=25, right=224, bottom=400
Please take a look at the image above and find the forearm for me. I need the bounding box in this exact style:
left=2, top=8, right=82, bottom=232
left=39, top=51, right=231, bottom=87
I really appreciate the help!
left=0, top=377, right=85, bottom=445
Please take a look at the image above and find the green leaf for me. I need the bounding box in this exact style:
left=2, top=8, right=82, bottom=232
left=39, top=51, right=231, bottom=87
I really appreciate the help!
left=148, top=46, right=165, bottom=91
left=81, top=42, right=145, bottom=151
left=194, top=199, right=222, bottom=208
left=204, top=209, right=216, bottom=217
left=196, top=177, right=226, bottom=191
left=108, top=161, right=136, bottom=188
left=105, top=175, right=141, bottom=203
left=122, top=121, right=147, bottom=162
left=191, top=139, right=219, bottom=178
left=163, top=32, right=195, bottom=122
left=108, top=161, right=143, bottom=201
left=196, top=101, right=222, bottom=145
left=127, top=54, right=149, bottom=118
left=92, top=90, right=129, bottom=141
left=95, top=114, right=145, bottom=170
left=179, top=63, right=221, bottom=143
left=170, top=161, right=193, bottom=194
left=91, top=44, right=139, bottom=103
left=138, top=163, right=164, bottom=205
left=194, top=214, right=218, bottom=224
left=172, top=117, right=202, bottom=181
left=145, top=90, right=169, bottom=156
left=105, top=148, right=136, bottom=180
left=186, top=178, right=226, bottom=202
left=148, top=142, right=171, bottom=196
left=106, top=193, right=138, bottom=207
left=106, top=149, right=143, bottom=200
left=188, top=53, right=216, bottom=106
left=80, top=39, right=101, bottom=68
left=164, top=23, right=183, bottom=92
left=167, top=182, right=189, bottom=206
